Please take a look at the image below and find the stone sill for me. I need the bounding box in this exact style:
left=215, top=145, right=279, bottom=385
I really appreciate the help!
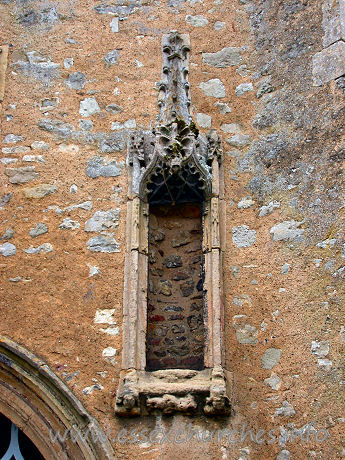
left=115, top=366, right=232, bottom=417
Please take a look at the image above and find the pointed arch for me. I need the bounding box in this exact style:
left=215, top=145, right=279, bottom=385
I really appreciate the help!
left=0, top=335, right=115, bottom=460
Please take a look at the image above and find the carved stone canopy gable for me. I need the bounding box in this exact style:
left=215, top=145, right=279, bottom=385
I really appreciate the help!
left=116, top=31, right=231, bottom=416
left=128, top=31, right=222, bottom=205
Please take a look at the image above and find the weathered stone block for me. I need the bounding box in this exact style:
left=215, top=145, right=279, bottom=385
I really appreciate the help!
left=322, top=0, right=345, bottom=48
left=202, top=47, right=241, bottom=68
left=5, top=166, right=39, bottom=184
left=23, top=184, right=58, bottom=199
left=312, top=41, right=345, bottom=86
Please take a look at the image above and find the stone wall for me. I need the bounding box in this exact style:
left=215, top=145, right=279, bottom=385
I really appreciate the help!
left=147, top=203, right=204, bottom=371
left=0, top=0, right=344, bottom=459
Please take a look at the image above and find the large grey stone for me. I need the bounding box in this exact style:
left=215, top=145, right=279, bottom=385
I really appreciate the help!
left=23, top=184, right=58, bottom=199
left=199, top=79, right=226, bottom=98
left=59, top=218, right=80, bottom=230
left=12, top=52, right=60, bottom=85
left=236, top=324, right=258, bottom=345
left=226, top=134, right=251, bottom=148
left=38, top=118, right=74, bottom=138
left=235, top=82, right=254, bottom=96
left=29, top=222, right=48, bottom=237
left=261, top=348, right=282, bottom=369
left=3, top=134, right=24, bottom=144
left=312, top=41, right=345, bottom=86
left=322, top=0, right=345, bottom=48
left=196, top=113, right=212, bottom=128
left=24, top=243, right=53, bottom=254
left=270, top=220, right=304, bottom=242
left=84, top=209, right=120, bottom=232
left=104, top=50, right=120, bottom=66
left=311, top=340, right=329, bottom=358
left=232, top=225, right=257, bottom=248
left=87, top=235, right=121, bottom=253
left=85, top=156, right=124, bottom=178
left=99, top=132, right=126, bottom=153
left=185, top=14, right=208, bottom=27
left=0, top=242, right=16, bottom=256
left=79, top=97, right=100, bottom=117
left=2, top=146, right=31, bottom=155
left=202, top=47, right=241, bottom=68
left=65, top=72, right=86, bottom=90
left=5, top=166, right=39, bottom=184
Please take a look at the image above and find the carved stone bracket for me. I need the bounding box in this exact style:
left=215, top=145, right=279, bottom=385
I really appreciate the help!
left=115, top=368, right=231, bottom=416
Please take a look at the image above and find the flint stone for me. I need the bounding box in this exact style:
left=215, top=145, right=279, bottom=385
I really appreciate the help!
left=226, top=134, right=251, bottom=148
left=23, top=184, right=58, bottom=199
left=31, top=141, right=50, bottom=150
left=86, top=156, right=124, bottom=178
left=24, top=243, right=53, bottom=254
left=277, top=451, right=290, bottom=460
left=30, top=222, right=48, bottom=237
left=87, top=235, right=121, bottom=253
left=1, top=229, right=14, bottom=240
left=172, top=231, right=192, bottom=247
left=274, top=401, right=296, bottom=417
left=262, top=348, right=282, bottom=369
left=59, top=218, right=80, bottom=230
left=185, top=14, right=208, bottom=27
left=64, top=201, right=93, bottom=212
left=79, top=97, right=100, bottom=117
left=104, top=50, right=119, bottom=66
left=180, top=280, right=194, bottom=297
left=0, top=242, right=16, bottom=256
left=163, top=255, right=183, bottom=268
left=232, top=225, right=257, bottom=248
left=4, top=134, right=24, bottom=144
left=84, top=209, right=120, bottom=232
left=270, top=220, right=304, bottom=242
left=202, top=47, right=241, bottom=68
left=264, top=373, right=281, bottom=390
left=259, top=200, right=280, bottom=217
left=196, top=113, right=212, bottom=128
left=311, top=340, right=329, bottom=358
left=199, top=79, right=226, bottom=98
left=65, top=72, right=86, bottom=90
left=235, top=82, right=254, bottom=96
left=110, top=17, right=119, bottom=32
left=236, top=324, right=258, bottom=345
left=100, top=132, right=126, bottom=153
left=2, top=146, right=31, bottom=155
left=159, top=280, right=172, bottom=296
left=221, top=123, right=242, bottom=134
left=5, top=166, right=39, bottom=184
left=38, top=118, right=74, bottom=138
left=312, top=41, right=345, bottom=86
left=322, top=0, right=345, bottom=48
left=214, top=102, right=231, bottom=114
left=106, top=104, right=123, bottom=114
left=214, top=21, right=225, bottom=31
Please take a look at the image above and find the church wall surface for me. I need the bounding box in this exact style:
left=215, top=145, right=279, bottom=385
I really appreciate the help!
left=0, top=0, right=344, bottom=458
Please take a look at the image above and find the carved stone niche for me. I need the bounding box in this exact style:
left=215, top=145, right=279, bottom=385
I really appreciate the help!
left=115, top=31, right=232, bottom=416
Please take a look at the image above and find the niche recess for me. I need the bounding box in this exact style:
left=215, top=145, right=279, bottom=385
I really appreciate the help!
left=115, top=32, right=231, bottom=416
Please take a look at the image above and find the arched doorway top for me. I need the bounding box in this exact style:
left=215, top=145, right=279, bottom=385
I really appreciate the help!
left=0, top=335, right=116, bottom=460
